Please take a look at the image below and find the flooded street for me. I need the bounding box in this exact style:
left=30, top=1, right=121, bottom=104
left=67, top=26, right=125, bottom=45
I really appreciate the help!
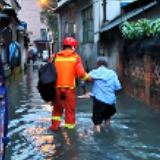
left=4, top=65, right=160, bottom=160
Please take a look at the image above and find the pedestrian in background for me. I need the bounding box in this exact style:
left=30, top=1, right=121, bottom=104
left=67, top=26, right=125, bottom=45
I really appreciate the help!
left=29, top=43, right=37, bottom=64
left=50, top=37, right=91, bottom=130
left=80, top=57, right=122, bottom=132
left=38, top=52, right=41, bottom=62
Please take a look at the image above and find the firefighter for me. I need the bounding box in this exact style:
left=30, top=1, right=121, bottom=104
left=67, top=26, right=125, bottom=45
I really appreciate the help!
left=50, top=37, right=91, bottom=130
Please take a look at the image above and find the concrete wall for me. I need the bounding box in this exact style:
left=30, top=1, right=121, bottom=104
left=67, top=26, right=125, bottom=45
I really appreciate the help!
left=53, top=42, right=59, bottom=53
left=57, top=0, right=122, bottom=70
left=17, top=0, right=48, bottom=43
left=18, top=33, right=26, bottom=70
left=107, top=40, right=120, bottom=72
left=99, top=27, right=121, bottom=73
left=106, top=0, right=121, bottom=21
left=57, top=0, right=104, bottom=70
left=9, top=22, right=17, bottom=41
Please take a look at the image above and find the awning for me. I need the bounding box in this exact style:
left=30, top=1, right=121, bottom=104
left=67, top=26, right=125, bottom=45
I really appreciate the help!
left=55, top=0, right=72, bottom=13
left=58, top=0, right=71, bottom=7
left=18, top=32, right=28, bottom=37
left=100, top=0, right=157, bottom=33
left=121, top=3, right=130, bottom=7
left=16, top=26, right=25, bottom=31
left=121, top=0, right=138, bottom=7
left=16, top=21, right=27, bottom=31
left=20, top=21, right=27, bottom=29
left=3, top=5, right=20, bottom=24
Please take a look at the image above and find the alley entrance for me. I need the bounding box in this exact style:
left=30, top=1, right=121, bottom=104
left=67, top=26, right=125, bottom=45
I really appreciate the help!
left=5, top=65, right=160, bottom=160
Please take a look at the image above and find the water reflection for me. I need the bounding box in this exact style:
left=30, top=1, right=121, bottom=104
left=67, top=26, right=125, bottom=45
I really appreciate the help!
left=5, top=66, right=160, bottom=160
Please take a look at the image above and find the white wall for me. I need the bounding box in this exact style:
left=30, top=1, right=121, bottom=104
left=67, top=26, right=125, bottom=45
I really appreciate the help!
left=108, top=41, right=119, bottom=71
left=106, top=0, right=121, bottom=21
left=93, top=0, right=103, bottom=43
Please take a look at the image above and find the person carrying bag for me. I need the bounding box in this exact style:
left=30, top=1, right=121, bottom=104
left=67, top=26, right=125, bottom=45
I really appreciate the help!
left=37, top=53, right=57, bottom=102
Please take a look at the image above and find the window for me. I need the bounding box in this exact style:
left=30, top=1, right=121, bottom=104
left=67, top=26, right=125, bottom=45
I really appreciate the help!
left=69, top=8, right=76, bottom=38
left=40, top=28, right=47, bottom=39
left=69, top=23, right=76, bottom=38
left=63, top=22, right=69, bottom=38
left=63, top=8, right=76, bottom=39
left=65, top=22, right=68, bottom=34
left=40, top=15, right=45, bottom=23
left=82, top=6, right=94, bottom=43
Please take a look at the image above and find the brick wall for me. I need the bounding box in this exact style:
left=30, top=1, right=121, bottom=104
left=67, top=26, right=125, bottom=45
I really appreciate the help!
left=121, top=54, right=160, bottom=111
left=17, top=0, right=48, bottom=43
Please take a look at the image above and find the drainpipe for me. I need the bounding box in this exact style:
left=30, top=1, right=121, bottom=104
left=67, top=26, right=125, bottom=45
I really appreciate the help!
left=57, top=14, right=62, bottom=51
left=103, top=0, right=106, bottom=22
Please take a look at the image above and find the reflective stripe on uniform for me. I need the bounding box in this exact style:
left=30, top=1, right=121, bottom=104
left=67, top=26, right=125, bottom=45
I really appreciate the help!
left=55, top=57, right=77, bottom=62
left=81, top=73, right=89, bottom=81
left=56, top=86, right=75, bottom=89
left=65, top=124, right=75, bottom=129
left=52, top=116, right=62, bottom=121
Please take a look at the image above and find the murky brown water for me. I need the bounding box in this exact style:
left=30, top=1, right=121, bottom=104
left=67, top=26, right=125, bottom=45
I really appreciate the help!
left=4, top=65, right=160, bottom=160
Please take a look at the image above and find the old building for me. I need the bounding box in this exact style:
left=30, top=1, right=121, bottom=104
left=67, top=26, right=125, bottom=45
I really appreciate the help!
left=55, top=0, right=134, bottom=71
left=17, top=0, right=48, bottom=43
left=17, top=0, right=52, bottom=57
left=100, top=0, right=160, bottom=110
left=56, top=0, right=103, bottom=70
left=0, top=0, right=29, bottom=70
left=56, top=0, right=160, bottom=111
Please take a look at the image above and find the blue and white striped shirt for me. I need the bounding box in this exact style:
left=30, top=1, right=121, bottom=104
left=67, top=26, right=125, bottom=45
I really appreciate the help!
left=89, top=66, right=121, bottom=105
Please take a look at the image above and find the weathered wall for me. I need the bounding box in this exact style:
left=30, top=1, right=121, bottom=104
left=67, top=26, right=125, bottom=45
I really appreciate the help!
left=120, top=3, right=160, bottom=110
left=9, top=22, right=17, bottom=41
left=57, top=0, right=121, bottom=70
left=99, top=3, right=160, bottom=111
left=121, top=54, right=160, bottom=111
left=100, top=28, right=121, bottom=73
left=58, top=0, right=98, bottom=70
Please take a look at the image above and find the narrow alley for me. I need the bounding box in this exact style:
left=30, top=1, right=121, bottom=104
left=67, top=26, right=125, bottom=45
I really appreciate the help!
left=1, top=0, right=160, bottom=159
left=4, top=65, right=160, bottom=160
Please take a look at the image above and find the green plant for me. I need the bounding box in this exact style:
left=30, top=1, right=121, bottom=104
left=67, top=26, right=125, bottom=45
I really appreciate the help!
left=152, top=19, right=160, bottom=35
left=119, top=19, right=160, bottom=39
left=119, top=21, right=143, bottom=39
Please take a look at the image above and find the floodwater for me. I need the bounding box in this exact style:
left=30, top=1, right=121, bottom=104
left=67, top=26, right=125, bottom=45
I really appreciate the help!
left=5, top=65, right=160, bottom=160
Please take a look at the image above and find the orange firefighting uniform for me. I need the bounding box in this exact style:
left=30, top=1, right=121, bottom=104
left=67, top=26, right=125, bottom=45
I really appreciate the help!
left=50, top=49, right=91, bottom=130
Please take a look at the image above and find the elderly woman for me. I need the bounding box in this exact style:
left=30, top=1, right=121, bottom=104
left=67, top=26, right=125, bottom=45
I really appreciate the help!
left=80, top=57, right=122, bottom=132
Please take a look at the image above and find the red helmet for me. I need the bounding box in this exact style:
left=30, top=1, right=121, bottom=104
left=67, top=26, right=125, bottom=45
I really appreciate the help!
left=63, top=37, right=78, bottom=47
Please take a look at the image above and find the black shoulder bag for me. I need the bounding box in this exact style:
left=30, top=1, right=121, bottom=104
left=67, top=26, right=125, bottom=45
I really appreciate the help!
left=37, top=54, right=57, bottom=102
